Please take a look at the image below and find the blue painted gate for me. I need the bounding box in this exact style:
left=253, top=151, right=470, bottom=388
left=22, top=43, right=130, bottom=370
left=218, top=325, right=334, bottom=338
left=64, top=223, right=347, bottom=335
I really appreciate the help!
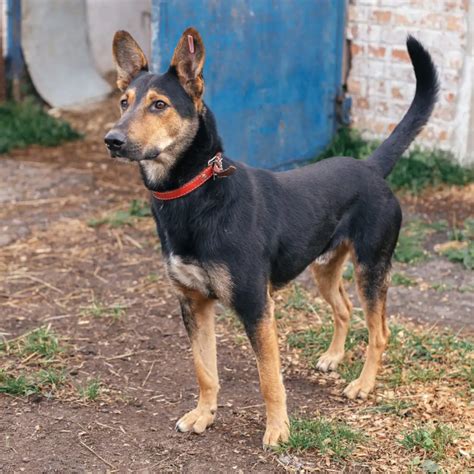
left=151, top=0, right=345, bottom=169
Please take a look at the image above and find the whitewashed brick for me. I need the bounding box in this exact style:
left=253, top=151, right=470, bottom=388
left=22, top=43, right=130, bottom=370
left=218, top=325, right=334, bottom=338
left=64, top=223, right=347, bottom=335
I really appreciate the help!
left=347, top=0, right=470, bottom=160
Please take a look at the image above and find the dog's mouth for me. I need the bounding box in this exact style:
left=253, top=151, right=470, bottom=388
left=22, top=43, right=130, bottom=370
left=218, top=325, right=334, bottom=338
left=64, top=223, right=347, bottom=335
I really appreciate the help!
left=104, top=130, right=161, bottom=162
left=108, top=149, right=160, bottom=162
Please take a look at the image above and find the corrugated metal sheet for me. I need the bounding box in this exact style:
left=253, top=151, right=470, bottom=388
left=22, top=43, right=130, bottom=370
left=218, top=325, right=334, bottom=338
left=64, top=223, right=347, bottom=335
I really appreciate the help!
left=151, top=0, right=345, bottom=169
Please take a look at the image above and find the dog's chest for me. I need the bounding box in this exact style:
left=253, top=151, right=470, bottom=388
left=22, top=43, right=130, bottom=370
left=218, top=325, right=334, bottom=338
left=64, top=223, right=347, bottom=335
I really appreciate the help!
left=165, top=254, right=233, bottom=304
left=167, top=254, right=211, bottom=295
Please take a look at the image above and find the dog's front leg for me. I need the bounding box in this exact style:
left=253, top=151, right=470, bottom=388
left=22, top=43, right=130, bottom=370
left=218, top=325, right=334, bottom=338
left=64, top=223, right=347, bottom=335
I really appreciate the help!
left=242, top=291, right=289, bottom=447
left=176, top=291, right=219, bottom=434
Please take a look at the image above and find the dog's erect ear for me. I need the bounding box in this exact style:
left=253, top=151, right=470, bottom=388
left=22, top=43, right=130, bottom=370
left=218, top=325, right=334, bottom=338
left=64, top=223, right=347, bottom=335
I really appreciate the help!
left=170, top=27, right=205, bottom=106
left=112, top=31, right=149, bottom=91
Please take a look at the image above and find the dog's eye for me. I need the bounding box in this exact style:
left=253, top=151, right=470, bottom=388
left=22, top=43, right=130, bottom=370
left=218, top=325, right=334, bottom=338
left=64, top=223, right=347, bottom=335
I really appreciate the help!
left=120, top=99, right=128, bottom=110
left=153, top=100, right=167, bottom=111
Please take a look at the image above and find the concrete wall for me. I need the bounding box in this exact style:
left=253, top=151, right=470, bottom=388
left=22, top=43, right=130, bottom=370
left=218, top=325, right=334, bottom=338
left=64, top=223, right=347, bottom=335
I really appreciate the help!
left=347, top=0, right=473, bottom=165
left=87, top=0, right=151, bottom=76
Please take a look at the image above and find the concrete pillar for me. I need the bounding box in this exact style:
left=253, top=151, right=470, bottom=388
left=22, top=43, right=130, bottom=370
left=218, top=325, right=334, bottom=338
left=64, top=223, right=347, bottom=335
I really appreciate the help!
left=0, top=0, right=5, bottom=101
left=466, top=1, right=474, bottom=165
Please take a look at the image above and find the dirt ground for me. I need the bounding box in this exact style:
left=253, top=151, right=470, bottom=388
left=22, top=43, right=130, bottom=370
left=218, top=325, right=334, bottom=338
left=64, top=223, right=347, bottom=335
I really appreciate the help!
left=1, top=100, right=473, bottom=472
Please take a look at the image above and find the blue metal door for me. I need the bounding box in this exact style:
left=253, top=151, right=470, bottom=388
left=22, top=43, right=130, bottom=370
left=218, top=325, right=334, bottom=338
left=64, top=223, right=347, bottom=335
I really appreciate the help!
left=151, top=0, right=345, bottom=169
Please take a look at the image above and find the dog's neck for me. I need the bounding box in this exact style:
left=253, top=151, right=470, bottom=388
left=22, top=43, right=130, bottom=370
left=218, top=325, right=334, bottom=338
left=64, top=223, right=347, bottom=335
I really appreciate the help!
left=139, top=105, right=223, bottom=192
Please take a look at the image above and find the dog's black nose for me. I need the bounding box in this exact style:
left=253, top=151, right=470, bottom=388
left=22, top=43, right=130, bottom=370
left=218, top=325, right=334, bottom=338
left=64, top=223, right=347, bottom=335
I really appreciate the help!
left=104, top=130, right=126, bottom=151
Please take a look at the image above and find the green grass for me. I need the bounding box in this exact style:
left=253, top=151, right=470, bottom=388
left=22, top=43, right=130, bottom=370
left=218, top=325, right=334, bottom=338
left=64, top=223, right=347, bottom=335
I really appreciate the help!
left=338, top=359, right=364, bottom=383
left=407, top=367, right=444, bottom=383
left=37, top=369, right=66, bottom=387
left=80, top=301, right=126, bottom=320
left=401, top=424, right=458, bottom=462
left=87, top=199, right=152, bottom=228
left=315, top=127, right=474, bottom=193
left=343, top=262, right=354, bottom=281
left=284, top=284, right=325, bottom=317
left=0, top=371, right=40, bottom=396
left=394, top=220, right=436, bottom=264
left=1, top=326, right=62, bottom=360
left=0, top=328, right=68, bottom=398
left=439, top=219, right=474, bottom=270
left=287, top=314, right=368, bottom=382
left=316, top=127, right=378, bottom=163
left=390, top=326, right=474, bottom=360
left=385, top=325, right=473, bottom=387
left=285, top=283, right=313, bottom=312
left=0, top=97, right=80, bottom=153
left=79, top=379, right=101, bottom=401
left=279, top=417, right=364, bottom=460
left=0, top=368, right=66, bottom=397
left=287, top=310, right=473, bottom=390
left=391, top=272, right=417, bottom=287
left=364, top=399, right=415, bottom=417
left=22, top=327, right=60, bottom=359
left=430, top=282, right=455, bottom=292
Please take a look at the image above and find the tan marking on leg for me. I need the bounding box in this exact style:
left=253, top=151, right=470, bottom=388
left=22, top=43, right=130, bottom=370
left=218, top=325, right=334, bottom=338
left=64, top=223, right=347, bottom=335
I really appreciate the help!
left=176, top=290, right=219, bottom=434
left=311, top=243, right=352, bottom=372
left=254, top=292, right=289, bottom=447
left=343, top=265, right=390, bottom=400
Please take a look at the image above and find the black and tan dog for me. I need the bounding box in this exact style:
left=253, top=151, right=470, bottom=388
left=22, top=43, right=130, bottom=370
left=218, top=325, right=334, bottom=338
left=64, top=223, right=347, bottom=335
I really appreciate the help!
left=105, top=28, right=438, bottom=446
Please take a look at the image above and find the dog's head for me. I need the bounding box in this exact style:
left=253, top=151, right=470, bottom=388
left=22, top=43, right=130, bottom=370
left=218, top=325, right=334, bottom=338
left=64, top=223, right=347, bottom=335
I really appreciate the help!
left=104, top=28, right=206, bottom=182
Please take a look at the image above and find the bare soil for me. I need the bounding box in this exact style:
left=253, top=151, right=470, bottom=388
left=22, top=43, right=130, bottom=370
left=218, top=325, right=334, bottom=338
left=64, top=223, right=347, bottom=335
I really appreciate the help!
left=1, top=100, right=472, bottom=472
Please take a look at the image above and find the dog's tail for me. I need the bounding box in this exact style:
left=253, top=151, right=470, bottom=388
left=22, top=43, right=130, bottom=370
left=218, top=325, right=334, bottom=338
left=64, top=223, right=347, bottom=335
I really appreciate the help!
left=366, top=36, right=439, bottom=178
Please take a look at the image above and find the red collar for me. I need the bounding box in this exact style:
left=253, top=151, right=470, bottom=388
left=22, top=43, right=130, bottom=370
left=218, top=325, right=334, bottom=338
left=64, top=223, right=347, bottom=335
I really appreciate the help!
left=151, top=152, right=236, bottom=201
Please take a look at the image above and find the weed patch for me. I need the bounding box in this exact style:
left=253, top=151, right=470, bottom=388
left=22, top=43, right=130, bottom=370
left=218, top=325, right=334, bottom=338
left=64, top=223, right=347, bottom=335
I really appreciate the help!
left=315, top=127, right=474, bottom=193
left=0, top=368, right=67, bottom=397
left=391, top=272, right=417, bottom=287
left=284, top=287, right=473, bottom=394
left=0, top=98, right=80, bottom=153
left=88, top=199, right=152, bottom=228
left=384, top=325, right=473, bottom=388
left=401, top=423, right=458, bottom=462
left=436, top=219, right=474, bottom=270
left=279, top=417, right=364, bottom=460
left=1, top=326, right=61, bottom=360
left=394, top=220, right=436, bottom=263
left=364, top=399, right=415, bottom=417
left=287, top=312, right=368, bottom=382
left=80, top=301, right=127, bottom=320
left=79, top=379, right=101, bottom=401
left=0, top=327, right=68, bottom=398
left=0, top=371, right=40, bottom=396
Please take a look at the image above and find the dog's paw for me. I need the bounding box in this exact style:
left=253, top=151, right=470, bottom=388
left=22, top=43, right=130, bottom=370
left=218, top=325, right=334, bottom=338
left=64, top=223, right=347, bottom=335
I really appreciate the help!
left=262, top=419, right=290, bottom=448
left=343, top=377, right=375, bottom=400
left=316, top=351, right=344, bottom=372
left=176, top=407, right=216, bottom=434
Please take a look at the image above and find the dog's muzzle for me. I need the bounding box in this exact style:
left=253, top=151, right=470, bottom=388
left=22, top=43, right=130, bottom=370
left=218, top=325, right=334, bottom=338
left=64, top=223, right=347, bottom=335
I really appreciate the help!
left=104, top=130, right=126, bottom=155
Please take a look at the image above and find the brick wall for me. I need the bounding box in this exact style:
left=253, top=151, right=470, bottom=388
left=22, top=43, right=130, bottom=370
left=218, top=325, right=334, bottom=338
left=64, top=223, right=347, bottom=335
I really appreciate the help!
left=346, top=0, right=473, bottom=165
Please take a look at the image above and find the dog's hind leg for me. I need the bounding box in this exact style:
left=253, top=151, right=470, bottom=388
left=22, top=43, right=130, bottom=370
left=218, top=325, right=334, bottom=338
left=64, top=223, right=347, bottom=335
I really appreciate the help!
left=175, top=290, right=219, bottom=434
left=343, top=259, right=390, bottom=400
left=237, top=287, right=289, bottom=447
left=342, top=237, right=396, bottom=399
left=311, top=243, right=353, bottom=372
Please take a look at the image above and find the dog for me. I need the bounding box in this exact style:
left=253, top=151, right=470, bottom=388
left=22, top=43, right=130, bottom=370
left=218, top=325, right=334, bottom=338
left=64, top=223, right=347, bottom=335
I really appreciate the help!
left=104, top=27, right=438, bottom=446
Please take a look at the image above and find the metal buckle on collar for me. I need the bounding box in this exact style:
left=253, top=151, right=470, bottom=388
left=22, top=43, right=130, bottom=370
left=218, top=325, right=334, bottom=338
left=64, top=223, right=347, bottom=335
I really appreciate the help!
left=208, top=152, right=223, bottom=178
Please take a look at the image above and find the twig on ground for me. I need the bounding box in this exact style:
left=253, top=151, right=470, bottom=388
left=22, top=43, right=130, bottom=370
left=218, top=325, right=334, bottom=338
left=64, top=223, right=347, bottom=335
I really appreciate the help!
left=142, top=361, right=155, bottom=387
left=78, top=432, right=116, bottom=470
